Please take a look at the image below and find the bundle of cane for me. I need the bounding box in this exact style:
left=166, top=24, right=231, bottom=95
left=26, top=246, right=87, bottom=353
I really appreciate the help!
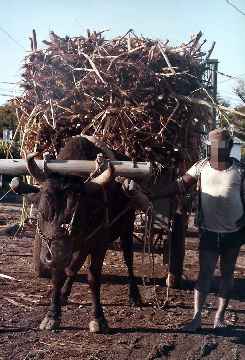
left=12, top=29, right=214, bottom=168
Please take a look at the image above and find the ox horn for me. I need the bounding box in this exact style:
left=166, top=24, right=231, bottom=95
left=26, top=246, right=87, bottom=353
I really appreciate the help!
left=9, top=177, right=40, bottom=194
left=26, top=152, right=46, bottom=182
left=84, top=162, right=114, bottom=193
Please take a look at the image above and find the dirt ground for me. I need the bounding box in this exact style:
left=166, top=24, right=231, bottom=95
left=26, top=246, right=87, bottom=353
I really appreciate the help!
left=1, top=200, right=245, bottom=360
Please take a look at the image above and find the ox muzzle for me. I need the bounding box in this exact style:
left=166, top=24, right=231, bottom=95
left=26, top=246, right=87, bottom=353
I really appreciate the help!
left=38, top=224, right=73, bottom=269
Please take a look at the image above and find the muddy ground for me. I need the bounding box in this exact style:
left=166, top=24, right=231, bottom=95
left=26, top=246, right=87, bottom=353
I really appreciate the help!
left=0, top=200, right=245, bottom=360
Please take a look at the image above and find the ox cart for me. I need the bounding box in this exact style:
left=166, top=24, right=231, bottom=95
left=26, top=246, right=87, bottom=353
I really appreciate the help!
left=0, top=30, right=215, bottom=309
left=0, top=29, right=217, bottom=332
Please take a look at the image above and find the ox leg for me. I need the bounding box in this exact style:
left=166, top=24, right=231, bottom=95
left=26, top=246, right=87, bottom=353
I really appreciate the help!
left=88, top=249, right=109, bottom=333
left=40, top=270, right=66, bottom=330
left=60, top=275, right=75, bottom=306
left=60, top=251, right=89, bottom=305
left=121, top=222, right=142, bottom=307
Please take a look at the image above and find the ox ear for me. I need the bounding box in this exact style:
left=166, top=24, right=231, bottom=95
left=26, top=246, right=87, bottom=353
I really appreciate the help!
left=26, top=152, right=46, bottom=182
left=84, top=162, right=115, bottom=193
left=9, top=177, right=40, bottom=195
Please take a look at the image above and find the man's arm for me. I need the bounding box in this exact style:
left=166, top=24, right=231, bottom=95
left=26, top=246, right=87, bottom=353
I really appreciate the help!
left=150, top=174, right=196, bottom=200
left=236, top=170, right=245, bottom=228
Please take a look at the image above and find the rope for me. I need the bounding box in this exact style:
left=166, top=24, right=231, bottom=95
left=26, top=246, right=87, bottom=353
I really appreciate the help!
left=36, top=220, right=53, bottom=257
left=0, top=189, right=12, bottom=201
left=140, top=205, right=169, bottom=310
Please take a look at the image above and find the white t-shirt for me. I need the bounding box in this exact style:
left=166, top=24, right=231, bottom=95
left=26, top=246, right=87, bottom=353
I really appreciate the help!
left=187, top=159, right=245, bottom=233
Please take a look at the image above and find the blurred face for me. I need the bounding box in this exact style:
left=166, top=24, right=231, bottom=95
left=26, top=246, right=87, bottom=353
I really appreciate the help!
left=209, top=139, right=232, bottom=163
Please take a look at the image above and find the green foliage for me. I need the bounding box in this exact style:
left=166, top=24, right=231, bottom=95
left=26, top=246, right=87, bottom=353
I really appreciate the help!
left=0, top=103, right=17, bottom=138
left=227, top=105, right=245, bottom=141
left=217, top=94, right=230, bottom=107
left=232, top=105, right=245, bottom=128
left=235, top=80, right=245, bottom=104
left=241, top=146, right=245, bottom=161
left=0, top=140, right=20, bottom=159
left=0, top=140, right=9, bottom=157
left=0, top=103, right=19, bottom=159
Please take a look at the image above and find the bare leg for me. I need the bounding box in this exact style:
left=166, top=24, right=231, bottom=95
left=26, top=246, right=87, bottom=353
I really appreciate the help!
left=183, top=250, right=218, bottom=331
left=214, top=246, right=240, bottom=328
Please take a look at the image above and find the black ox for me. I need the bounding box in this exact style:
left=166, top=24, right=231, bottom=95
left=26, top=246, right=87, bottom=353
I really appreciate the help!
left=14, top=137, right=142, bottom=332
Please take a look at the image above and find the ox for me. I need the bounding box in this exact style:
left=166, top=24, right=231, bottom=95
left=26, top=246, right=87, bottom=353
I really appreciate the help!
left=14, top=137, right=143, bottom=332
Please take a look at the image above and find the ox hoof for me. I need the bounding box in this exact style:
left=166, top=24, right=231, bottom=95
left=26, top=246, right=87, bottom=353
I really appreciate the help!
left=39, top=315, right=61, bottom=330
left=89, top=317, right=109, bottom=334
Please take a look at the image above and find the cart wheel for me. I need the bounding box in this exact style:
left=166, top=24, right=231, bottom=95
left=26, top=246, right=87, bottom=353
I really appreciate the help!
left=33, top=230, right=51, bottom=278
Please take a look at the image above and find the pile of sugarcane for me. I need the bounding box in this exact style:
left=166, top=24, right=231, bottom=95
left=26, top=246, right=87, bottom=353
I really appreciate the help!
left=12, top=29, right=215, bottom=167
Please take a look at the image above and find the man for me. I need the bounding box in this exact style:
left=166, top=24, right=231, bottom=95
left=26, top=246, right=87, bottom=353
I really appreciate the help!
left=160, top=128, right=244, bottom=331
